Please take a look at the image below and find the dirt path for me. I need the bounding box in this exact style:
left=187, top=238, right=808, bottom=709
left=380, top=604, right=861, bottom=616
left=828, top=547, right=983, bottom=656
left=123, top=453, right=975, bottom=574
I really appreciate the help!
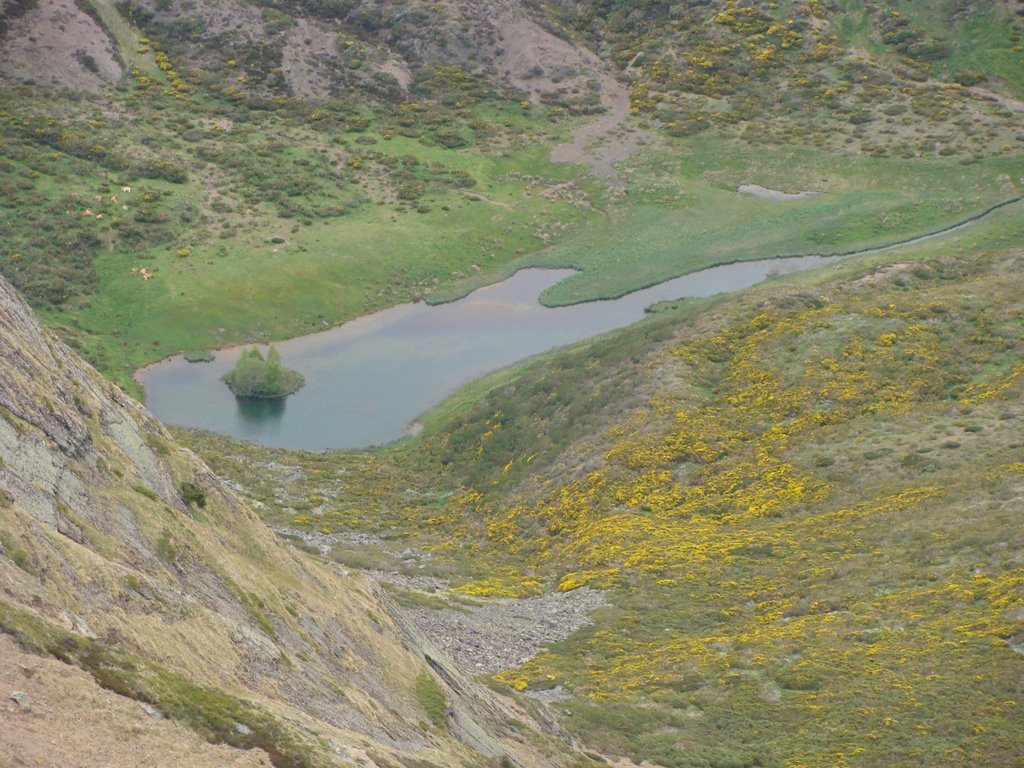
left=549, top=72, right=644, bottom=187
left=967, top=85, right=1024, bottom=112
left=487, top=7, right=645, bottom=188
left=462, top=191, right=510, bottom=207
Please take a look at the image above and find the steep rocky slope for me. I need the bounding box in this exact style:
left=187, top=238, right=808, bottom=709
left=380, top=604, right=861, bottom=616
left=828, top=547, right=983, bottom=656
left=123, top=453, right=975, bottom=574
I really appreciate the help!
left=0, top=270, right=579, bottom=767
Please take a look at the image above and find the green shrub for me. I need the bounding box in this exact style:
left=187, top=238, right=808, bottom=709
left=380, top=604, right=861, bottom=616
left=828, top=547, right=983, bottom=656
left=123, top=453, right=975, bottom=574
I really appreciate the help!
left=0, top=530, right=33, bottom=573
left=261, top=7, right=294, bottom=33
left=415, top=671, right=448, bottom=729
left=155, top=529, right=177, bottom=563
left=223, top=347, right=304, bottom=399
left=144, top=432, right=171, bottom=456
left=132, top=484, right=160, bottom=502
left=179, top=481, right=206, bottom=508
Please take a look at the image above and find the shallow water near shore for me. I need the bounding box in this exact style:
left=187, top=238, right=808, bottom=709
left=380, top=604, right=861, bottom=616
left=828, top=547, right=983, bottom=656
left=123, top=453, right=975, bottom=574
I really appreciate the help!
left=138, top=194, right=1016, bottom=451
left=138, top=255, right=836, bottom=450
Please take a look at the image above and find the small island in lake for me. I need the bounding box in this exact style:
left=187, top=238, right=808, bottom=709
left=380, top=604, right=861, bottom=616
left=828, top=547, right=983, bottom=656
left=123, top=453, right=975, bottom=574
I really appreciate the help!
left=223, top=345, right=305, bottom=398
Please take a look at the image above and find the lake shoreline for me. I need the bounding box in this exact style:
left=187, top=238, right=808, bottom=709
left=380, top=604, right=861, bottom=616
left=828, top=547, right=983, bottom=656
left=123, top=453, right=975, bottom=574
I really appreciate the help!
left=135, top=197, right=1020, bottom=451
left=135, top=195, right=1020, bottom=389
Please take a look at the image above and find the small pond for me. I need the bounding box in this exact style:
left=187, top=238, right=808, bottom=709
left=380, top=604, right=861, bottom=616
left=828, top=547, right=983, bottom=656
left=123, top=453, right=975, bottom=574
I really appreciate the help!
left=138, top=254, right=836, bottom=450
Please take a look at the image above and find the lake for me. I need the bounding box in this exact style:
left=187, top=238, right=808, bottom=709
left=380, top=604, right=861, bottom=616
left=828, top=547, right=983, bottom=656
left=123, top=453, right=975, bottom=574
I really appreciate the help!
left=137, top=254, right=837, bottom=450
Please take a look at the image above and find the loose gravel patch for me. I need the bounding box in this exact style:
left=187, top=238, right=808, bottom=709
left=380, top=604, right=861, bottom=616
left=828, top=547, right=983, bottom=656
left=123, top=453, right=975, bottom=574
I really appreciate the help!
left=405, top=588, right=607, bottom=673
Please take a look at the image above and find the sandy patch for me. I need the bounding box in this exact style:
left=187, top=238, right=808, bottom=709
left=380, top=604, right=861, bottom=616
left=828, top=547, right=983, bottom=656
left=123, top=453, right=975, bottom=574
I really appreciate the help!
left=496, top=14, right=595, bottom=101
left=490, top=10, right=647, bottom=187
left=737, top=184, right=819, bottom=201
left=548, top=71, right=649, bottom=187
left=201, top=117, right=235, bottom=131
left=851, top=262, right=914, bottom=287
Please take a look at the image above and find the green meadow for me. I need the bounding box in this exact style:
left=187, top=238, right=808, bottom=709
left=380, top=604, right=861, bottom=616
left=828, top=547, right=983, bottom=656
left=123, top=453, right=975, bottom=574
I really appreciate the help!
left=428, top=141, right=1023, bottom=305
left=831, top=0, right=1024, bottom=94
left=36, top=131, right=1024, bottom=395
left=4, top=47, right=1022, bottom=398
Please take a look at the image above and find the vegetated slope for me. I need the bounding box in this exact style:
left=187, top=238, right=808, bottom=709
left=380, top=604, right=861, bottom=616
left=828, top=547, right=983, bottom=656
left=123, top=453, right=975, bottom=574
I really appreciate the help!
left=0, top=0, right=1020, bottom=396
left=422, top=248, right=1024, bottom=766
left=0, top=0, right=612, bottom=392
left=537, top=0, right=1022, bottom=149
left=0, top=272, right=582, bottom=768
left=195, top=234, right=1024, bottom=767
left=0, top=632, right=270, bottom=768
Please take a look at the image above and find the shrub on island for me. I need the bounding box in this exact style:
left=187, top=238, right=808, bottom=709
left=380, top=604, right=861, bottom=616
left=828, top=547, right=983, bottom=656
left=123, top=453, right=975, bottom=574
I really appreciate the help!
left=223, top=346, right=304, bottom=398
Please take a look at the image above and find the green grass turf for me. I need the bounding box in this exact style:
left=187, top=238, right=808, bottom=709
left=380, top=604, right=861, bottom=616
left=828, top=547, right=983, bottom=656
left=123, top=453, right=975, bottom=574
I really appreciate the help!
left=438, top=141, right=1024, bottom=306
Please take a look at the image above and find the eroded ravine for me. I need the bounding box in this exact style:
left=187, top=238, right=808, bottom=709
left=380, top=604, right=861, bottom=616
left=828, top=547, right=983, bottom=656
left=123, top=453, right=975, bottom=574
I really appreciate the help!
left=548, top=71, right=644, bottom=187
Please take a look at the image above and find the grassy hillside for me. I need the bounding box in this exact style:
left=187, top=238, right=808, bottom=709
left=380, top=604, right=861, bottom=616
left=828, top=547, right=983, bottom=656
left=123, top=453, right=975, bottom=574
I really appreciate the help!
left=187, top=219, right=1024, bottom=766
left=832, top=0, right=1024, bottom=94
left=540, top=0, right=1023, bottom=140
left=2, top=1, right=1022, bottom=766
left=0, top=0, right=1020, bottom=395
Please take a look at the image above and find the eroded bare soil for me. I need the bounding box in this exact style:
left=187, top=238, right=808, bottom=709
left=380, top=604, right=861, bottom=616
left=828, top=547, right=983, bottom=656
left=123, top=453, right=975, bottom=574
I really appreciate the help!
left=0, top=0, right=122, bottom=89
left=0, top=634, right=270, bottom=768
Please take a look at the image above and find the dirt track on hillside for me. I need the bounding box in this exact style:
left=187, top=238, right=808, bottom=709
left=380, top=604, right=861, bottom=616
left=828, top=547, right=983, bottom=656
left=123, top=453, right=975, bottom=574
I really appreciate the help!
left=549, top=71, right=646, bottom=187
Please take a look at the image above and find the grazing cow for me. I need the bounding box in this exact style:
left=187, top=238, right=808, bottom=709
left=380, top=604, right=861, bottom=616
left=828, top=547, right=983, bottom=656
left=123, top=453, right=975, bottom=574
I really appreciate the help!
left=122, top=186, right=132, bottom=193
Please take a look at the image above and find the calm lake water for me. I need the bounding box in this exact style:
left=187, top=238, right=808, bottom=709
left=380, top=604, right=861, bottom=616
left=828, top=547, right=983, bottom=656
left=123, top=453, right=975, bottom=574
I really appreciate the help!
left=138, top=255, right=837, bottom=450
